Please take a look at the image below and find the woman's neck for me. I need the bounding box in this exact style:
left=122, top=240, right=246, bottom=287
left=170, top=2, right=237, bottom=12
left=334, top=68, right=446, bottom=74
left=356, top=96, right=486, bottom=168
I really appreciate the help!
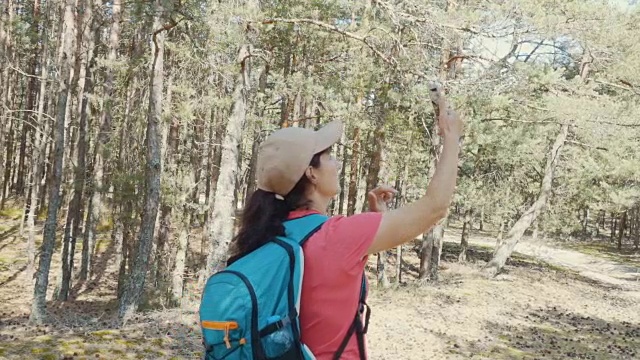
left=303, top=192, right=331, bottom=215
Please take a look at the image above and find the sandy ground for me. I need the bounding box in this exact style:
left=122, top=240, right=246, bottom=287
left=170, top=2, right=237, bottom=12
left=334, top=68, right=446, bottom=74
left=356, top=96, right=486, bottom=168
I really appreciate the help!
left=1, top=212, right=639, bottom=360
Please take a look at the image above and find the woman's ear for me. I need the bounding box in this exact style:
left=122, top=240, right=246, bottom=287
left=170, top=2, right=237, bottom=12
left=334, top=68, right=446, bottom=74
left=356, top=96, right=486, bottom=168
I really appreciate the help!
left=305, top=167, right=317, bottom=184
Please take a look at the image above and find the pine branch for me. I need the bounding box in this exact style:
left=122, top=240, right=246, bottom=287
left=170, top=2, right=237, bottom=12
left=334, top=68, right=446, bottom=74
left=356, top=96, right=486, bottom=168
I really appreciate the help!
left=260, top=18, right=396, bottom=67
left=594, top=79, right=640, bottom=96
left=566, top=140, right=609, bottom=151
left=9, top=65, right=48, bottom=80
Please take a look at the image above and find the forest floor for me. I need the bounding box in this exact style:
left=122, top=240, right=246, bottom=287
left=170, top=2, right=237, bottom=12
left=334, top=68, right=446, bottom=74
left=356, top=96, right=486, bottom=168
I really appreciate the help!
left=1, top=206, right=639, bottom=360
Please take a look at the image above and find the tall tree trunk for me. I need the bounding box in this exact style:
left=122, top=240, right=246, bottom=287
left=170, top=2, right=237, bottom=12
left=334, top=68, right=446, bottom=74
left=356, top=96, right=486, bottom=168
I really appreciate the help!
left=155, top=111, right=179, bottom=295
left=58, top=14, right=96, bottom=300
left=80, top=0, right=121, bottom=281
left=494, top=218, right=506, bottom=255
left=244, top=128, right=260, bottom=201
left=459, top=209, right=472, bottom=262
left=582, top=207, right=589, bottom=235
left=26, top=28, right=51, bottom=284
left=1, top=116, right=15, bottom=209
left=484, top=124, right=569, bottom=277
left=346, top=127, right=360, bottom=216
left=0, top=0, right=14, bottom=208
left=634, top=208, right=639, bottom=250
left=16, top=0, right=42, bottom=197
left=419, top=103, right=443, bottom=282
left=118, top=8, right=170, bottom=321
left=337, top=129, right=348, bottom=215
left=204, top=45, right=251, bottom=276
left=170, top=208, right=190, bottom=306
left=366, top=116, right=387, bottom=288
left=30, top=0, right=76, bottom=323
left=618, top=212, right=627, bottom=251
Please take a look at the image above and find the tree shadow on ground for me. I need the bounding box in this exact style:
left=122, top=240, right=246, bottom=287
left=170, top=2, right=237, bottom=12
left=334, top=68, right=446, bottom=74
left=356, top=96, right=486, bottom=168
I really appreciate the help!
left=0, top=300, right=204, bottom=360
left=72, top=235, right=117, bottom=297
left=443, top=306, right=640, bottom=360
left=0, top=223, right=19, bottom=244
left=441, top=241, right=547, bottom=271
left=562, top=240, right=640, bottom=267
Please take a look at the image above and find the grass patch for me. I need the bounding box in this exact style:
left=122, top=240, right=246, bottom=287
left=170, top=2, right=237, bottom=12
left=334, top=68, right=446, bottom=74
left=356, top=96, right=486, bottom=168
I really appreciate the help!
left=0, top=207, right=22, bottom=219
left=97, top=218, right=113, bottom=232
left=563, top=241, right=640, bottom=267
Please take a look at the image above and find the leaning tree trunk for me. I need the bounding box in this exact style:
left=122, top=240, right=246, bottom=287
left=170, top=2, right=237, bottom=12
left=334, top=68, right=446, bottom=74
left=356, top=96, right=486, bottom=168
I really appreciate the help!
left=484, top=124, right=569, bottom=277
left=203, top=45, right=251, bottom=277
left=30, top=0, right=76, bottom=324
left=118, top=9, right=171, bottom=321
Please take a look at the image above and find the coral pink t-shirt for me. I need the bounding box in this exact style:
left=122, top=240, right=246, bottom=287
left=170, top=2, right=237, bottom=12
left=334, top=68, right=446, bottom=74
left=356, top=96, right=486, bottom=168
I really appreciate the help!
left=288, top=210, right=383, bottom=359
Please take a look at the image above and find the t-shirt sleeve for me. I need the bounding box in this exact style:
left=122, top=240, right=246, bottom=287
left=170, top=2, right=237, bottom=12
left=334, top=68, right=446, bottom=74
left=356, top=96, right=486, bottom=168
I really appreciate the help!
left=325, top=212, right=383, bottom=274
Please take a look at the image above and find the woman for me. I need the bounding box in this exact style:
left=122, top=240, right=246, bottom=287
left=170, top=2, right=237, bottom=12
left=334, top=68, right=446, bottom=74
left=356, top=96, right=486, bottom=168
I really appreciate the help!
left=228, top=92, right=463, bottom=359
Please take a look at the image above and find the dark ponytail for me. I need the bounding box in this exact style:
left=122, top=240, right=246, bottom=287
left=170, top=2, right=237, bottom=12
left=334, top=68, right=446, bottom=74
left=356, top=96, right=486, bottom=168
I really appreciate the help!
left=227, top=150, right=326, bottom=265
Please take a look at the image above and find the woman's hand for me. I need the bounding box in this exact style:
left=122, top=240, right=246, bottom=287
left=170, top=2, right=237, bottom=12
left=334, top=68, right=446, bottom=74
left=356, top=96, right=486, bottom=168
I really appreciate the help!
left=429, top=82, right=464, bottom=139
left=367, top=185, right=398, bottom=213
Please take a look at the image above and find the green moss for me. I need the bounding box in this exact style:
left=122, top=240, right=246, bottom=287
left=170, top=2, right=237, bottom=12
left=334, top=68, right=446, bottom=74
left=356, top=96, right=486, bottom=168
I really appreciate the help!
left=31, top=347, right=48, bottom=354
left=41, top=353, right=59, bottom=360
left=34, top=334, right=55, bottom=344
left=115, top=339, right=138, bottom=347
left=90, top=329, right=119, bottom=340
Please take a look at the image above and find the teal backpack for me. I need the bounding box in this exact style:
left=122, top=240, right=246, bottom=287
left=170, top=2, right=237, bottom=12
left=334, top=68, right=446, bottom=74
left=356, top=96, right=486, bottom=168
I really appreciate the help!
left=199, top=213, right=370, bottom=360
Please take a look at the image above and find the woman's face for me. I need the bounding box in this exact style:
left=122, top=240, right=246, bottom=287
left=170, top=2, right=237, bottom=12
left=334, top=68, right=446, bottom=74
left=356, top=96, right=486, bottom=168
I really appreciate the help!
left=309, top=149, right=341, bottom=198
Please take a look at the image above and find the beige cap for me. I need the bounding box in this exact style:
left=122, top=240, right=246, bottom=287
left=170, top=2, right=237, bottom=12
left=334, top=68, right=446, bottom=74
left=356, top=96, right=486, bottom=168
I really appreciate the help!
left=256, top=120, right=344, bottom=197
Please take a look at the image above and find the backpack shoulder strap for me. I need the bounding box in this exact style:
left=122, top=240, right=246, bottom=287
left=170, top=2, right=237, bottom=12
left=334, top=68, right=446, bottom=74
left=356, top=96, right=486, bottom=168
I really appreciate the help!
left=282, top=213, right=329, bottom=245
left=333, top=273, right=370, bottom=360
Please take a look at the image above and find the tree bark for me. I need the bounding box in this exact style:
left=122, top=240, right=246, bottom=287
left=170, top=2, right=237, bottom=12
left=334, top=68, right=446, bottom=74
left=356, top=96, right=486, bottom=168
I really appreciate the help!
left=0, top=0, right=14, bottom=208
left=366, top=116, right=388, bottom=288
left=155, top=112, right=179, bottom=295
left=118, top=7, right=168, bottom=321
left=16, top=0, right=43, bottom=197
left=419, top=97, right=444, bottom=283
left=80, top=0, right=121, bottom=282
left=459, top=209, right=472, bottom=262
left=204, top=45, right=251, bottom=276
left=170, top=210, right=190, bottom=306
left=58, top=3, right=96, bottom=300
left=346, top=127, right=360, bottom=216
left=26, top=30, right=50, bottom=284
left=30, top=0, right=76, bottom=323
left=634, top=208, right=639, bottom=250
left=484, top=124, right=569, bottom=277
left=618, top=212, right=627, bottom=251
